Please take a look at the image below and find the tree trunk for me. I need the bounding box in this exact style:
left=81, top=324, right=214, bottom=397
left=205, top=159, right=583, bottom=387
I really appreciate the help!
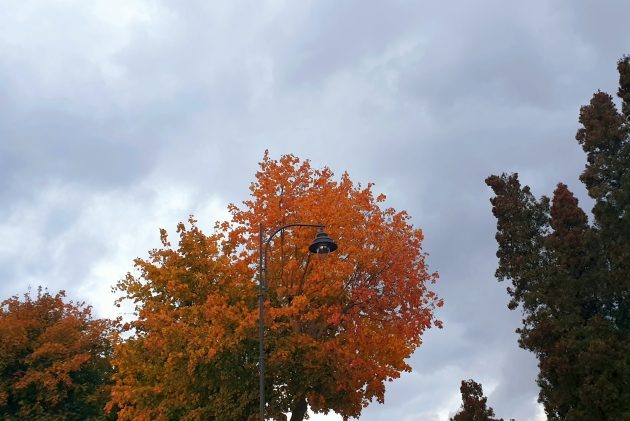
left=289, top=397, right=308, bottom=421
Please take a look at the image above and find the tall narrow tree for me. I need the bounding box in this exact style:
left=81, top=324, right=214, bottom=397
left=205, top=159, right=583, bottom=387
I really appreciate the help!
left=486, top=56, right=630, bottom=420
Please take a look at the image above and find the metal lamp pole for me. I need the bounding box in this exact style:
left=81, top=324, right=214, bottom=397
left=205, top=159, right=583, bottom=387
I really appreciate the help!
left=258, top=223, right=337, bottom=421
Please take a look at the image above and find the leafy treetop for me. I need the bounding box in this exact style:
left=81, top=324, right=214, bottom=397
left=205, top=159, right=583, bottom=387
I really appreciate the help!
left=485, top=55, right=630, bottom=420
left=109, top=152, right=442, bottom=421
left=0, top=287, right=117, bottom=421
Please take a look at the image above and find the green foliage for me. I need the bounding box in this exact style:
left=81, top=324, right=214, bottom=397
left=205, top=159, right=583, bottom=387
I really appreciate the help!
left=0, top=287, right=117, bottom=421
left=486, top=56, right=630, bottom=420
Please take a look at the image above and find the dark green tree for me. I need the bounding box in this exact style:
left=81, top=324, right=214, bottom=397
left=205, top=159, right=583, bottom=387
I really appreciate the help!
left=486, top=56, right=630, bottom=420
left=450, top=379, right=512, bottom=421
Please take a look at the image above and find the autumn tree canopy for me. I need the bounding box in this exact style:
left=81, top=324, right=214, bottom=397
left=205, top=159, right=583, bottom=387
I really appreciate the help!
left=109, top=153, right=442, bottom=420
left=108, top=221, right=259, bottom=421
left=486, top=56, right=630, bottom=420
left=0, top=287, right=117, bottom=421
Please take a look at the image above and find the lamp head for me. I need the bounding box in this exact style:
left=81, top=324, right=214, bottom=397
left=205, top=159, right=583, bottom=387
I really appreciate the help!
left=308, top=229, right=338, bottom=255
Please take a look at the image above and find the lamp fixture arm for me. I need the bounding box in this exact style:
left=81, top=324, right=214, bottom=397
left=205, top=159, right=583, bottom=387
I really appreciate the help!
left=264, top=223, right=325, bottom=248
left=263, top=223, right=324, bottom=282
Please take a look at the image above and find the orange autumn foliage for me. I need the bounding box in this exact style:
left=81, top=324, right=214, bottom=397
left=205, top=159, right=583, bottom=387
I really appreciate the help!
left=0, top=287, right=117, bottom=421
left=109, top=153, right=442, bottom=420
left=228, top=153, right=442, bottom=419
left=108, top=222, right=259, bottom=421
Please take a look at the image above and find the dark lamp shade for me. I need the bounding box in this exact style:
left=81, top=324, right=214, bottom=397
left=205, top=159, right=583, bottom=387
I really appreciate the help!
left=308, top=230, right=338, bottom=255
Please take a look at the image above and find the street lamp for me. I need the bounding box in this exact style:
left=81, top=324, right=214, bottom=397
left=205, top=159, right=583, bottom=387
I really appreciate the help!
left=258, top=223, right=337, bottom=421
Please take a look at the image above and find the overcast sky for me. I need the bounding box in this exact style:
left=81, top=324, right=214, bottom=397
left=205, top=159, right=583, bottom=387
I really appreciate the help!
left=1, top=1, right=629, bottom=420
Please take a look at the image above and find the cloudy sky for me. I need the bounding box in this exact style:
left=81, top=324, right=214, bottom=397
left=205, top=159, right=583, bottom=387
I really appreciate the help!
left=1, top=1, right=629, bottom=419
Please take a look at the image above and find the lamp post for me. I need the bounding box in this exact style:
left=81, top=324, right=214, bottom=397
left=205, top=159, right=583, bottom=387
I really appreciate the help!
left=258, top=223, right=338, bottom=421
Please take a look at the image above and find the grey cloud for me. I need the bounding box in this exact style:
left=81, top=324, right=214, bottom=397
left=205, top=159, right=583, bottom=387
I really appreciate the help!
left=266, top=0, right=423, bottom=88
left=564, top=0, right=630, bottom=60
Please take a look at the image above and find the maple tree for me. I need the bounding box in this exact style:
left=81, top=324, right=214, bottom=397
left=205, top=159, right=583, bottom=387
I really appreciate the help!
left=450, top=379, right=513, bottom=421
left=107, top=221, right=260, bottom=421
left=486, top=56, right=630, bottom=420
left=0, top=287, right=117, bottom=421
left=109, top=152, right=442, bottom=420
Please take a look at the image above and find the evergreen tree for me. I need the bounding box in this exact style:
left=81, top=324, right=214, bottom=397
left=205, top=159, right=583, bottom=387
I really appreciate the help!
left=485, top=56, right=630, bottom=420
